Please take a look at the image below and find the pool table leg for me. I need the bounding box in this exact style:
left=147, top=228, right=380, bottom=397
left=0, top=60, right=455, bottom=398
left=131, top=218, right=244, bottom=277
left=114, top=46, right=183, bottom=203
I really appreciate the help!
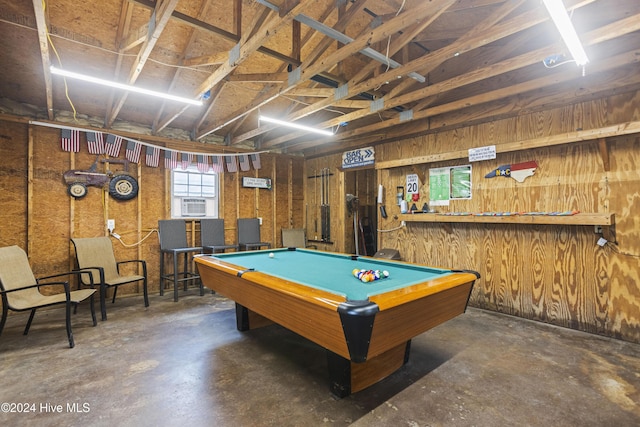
left=326, top=340, right=412, bottom=398
left=235, top=303, right=274, bottom=331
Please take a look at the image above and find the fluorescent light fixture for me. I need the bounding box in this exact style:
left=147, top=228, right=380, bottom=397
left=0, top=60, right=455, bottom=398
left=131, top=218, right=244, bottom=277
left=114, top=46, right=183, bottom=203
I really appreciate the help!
left=259, top=115, right=333, bottom=136
left=50, top=66, right=202, bottom=106
left=542, top=0, right=589, bottom=66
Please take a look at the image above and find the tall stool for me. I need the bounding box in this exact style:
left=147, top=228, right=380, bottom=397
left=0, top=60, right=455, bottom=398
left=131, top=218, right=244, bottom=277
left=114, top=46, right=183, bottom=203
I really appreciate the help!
left=201, top=219, right=239, bottom=253
left=237, top=218, right=271, bottom=251
left=158, top=220, right=203, bottom=301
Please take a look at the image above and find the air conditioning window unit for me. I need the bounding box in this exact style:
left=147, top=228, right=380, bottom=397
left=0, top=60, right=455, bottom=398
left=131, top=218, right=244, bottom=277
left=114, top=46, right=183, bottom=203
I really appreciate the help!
left=181, top=198, right=207, bottom=217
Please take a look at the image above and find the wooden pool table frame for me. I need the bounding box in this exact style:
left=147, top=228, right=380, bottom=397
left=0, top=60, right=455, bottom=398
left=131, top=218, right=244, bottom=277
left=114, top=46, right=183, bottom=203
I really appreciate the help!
left=195, top=250, right=479, bottom=397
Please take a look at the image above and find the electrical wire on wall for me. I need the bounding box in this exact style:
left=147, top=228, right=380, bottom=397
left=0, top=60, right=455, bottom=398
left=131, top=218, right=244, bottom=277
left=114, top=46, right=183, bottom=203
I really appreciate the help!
left=110, top=229, right=159, bottom=248
left=42, top=0, right=78, bottom=120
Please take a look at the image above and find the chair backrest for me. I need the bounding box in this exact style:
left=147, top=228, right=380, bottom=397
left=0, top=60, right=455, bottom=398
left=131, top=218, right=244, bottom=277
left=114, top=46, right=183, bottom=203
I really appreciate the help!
left=158, top=220, right=189, bottom=250
left=237, top=218, right=261, bottom=245
left=0, top=245, right=43, bottom=308
left=200, top=218, right=226, bottom=246
left=72, top=237, right=120, bottom=282
left=282, top=228, right=306, bottom=248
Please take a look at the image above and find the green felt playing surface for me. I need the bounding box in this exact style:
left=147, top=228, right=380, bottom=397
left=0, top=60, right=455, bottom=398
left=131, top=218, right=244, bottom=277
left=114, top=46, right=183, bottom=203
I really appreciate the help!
left=207, top=248, right=452, bottom=301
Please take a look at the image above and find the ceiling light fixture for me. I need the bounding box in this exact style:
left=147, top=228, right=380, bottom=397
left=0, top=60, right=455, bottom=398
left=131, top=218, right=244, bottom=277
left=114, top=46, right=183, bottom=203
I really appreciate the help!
left=542, top=0, right=589, bottom=66
left=50, top=66, right=203, bottom=106
left=259, top=115, right=333, bottom=136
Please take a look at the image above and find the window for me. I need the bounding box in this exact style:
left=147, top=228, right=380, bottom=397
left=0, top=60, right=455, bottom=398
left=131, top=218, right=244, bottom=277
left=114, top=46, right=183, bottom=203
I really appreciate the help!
left=171, top=165, right=219, bottom=218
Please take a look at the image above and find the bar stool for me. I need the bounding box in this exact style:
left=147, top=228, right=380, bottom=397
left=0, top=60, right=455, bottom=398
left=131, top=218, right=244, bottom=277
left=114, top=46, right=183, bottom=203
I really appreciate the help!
left=201, top=218, right=239, bottom=253
left=158, top=220, right=203, bottom=301
left=237, top=218, right=271, bottom=251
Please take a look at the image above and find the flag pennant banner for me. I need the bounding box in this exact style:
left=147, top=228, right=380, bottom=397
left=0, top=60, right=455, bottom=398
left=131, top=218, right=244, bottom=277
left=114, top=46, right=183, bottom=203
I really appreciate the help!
left=146, top=146, right=160, bottom=167
left=126, top=140, right=142, bottom=163
left=225, top=156, right=238, bottom=173
left=165, top=150, right=178, bottom=170
left=105, top=134, right=123, bottom=157
left=211, top=156, right=224, bottom=173
left=181, top=152, right=193, bottom=170
left=250, top=153, right=261, bottom=170
left=238, top=154, right=250, bottom=171
left=86, top=131, right=104, bottom=154
left=61, top=128, right=80, bottom=152
left=196, top=155, right=209, bottom=173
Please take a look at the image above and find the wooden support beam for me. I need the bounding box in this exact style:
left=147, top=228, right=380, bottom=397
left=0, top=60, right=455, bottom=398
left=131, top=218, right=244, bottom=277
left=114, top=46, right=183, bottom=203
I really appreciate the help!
left=119, top=22, right=149, bottom=51
left=31, top=0, right=54, bottom=120
left=374, top=121, right=640, bottom=169
left=107, top=0, right=181, bottom=127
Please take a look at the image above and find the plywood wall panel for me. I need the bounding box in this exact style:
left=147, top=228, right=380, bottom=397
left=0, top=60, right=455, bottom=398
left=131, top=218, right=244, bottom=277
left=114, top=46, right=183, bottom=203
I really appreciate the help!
left=0, top=123, right=28, bottom=248
left=370, top=90, right=640, bottom=344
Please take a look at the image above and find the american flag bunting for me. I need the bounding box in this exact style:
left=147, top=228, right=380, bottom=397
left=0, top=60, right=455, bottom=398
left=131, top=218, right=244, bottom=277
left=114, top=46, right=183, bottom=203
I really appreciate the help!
left=126, top=140, right=142, bottom=163
left=211, top=156, right=223, bottom=173
left=181, top=152, right=193, bottom=169
left=164, top=150, right=178, bottom=170
left=86, top=131, right=104, bottom=154
left=146, top=146, right=160, bottom=167
left=238, top=154, right=250, bottom=171
left=105, top=134, right=123, bottom=157
left=61, top=128, right=80, bottom=152
left=225, top=156, right=237, bottom=173
left=196, top=155, right=209, bottom=173
left=250, top=153, right=261, bottom=170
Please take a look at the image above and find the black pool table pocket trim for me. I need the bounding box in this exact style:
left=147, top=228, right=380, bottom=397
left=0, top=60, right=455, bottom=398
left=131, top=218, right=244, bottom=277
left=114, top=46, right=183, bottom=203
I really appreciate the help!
left=236, top=268, right=255, bottom=277
left=337, top=299, right=379, bottom=363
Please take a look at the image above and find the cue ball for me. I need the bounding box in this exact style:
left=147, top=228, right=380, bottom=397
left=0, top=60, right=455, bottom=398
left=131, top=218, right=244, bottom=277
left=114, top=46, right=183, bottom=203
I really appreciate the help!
left=269, top=252, right=275, bottom=258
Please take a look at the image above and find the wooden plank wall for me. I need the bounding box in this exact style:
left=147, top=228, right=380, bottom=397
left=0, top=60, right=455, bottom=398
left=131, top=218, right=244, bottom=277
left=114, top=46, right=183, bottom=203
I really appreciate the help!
left=0, top=118, right=304, bottom=298
left=371, top=90, right=640, bottom=344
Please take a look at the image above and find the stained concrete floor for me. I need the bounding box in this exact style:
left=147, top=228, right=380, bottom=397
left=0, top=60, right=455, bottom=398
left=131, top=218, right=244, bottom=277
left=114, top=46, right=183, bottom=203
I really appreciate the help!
left=1, top=290, right=639, bottom=427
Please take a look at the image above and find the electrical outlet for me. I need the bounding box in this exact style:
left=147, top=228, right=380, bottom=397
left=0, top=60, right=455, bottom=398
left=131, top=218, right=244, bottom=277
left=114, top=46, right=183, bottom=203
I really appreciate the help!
left=401, top=220, right=406, bottom=227
left=594, top=225, right=603, bottom=234
left=107, top=219, right=115, bottom=232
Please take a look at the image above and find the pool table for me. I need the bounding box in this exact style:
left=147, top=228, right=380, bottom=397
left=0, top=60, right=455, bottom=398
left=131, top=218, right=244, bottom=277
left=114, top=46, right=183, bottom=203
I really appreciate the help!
left=195, top=248, right=479, bottom=397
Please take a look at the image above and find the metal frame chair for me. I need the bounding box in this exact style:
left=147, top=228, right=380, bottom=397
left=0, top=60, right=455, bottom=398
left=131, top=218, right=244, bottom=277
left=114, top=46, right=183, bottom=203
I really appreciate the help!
left=158, top=220, right=202, bottom=301
left=72, top=237, right=149, bottom=321
left=281, top=228, right=317, bottom=249
left=0, top=245, right=96, bottom=348
left=237, top=218, right=271, bottom=251
left=201, top=218, right=239, bottom=253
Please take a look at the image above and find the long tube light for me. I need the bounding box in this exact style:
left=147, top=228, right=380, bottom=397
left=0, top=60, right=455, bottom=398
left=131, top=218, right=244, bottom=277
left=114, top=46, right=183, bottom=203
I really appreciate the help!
left=259, top=115, right=333, bottom=136
left=542, top=0, right=589, bottom=66
left=50, top=66, right=203, bottom=106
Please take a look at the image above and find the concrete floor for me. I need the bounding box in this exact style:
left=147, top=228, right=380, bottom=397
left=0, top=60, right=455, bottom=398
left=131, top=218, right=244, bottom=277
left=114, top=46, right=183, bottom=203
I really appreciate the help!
left=1, top=291, right=639, bottom=427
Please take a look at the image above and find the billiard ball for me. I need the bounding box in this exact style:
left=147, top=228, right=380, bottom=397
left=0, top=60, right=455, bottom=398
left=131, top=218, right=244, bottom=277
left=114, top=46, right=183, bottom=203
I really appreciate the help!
left=269, top=252, right=275, bottom=258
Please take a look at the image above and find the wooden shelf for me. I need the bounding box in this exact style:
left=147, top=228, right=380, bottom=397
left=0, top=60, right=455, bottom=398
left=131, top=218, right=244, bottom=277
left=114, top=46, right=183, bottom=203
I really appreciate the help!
left=399, top=212, right=616, bottom=241
left=400, top=212, right=613, bottom=226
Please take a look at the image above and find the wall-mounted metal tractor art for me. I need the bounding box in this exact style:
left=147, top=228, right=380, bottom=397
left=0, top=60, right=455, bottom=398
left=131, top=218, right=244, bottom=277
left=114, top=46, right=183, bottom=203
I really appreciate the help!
left=63, top=156, right=139, bottom=201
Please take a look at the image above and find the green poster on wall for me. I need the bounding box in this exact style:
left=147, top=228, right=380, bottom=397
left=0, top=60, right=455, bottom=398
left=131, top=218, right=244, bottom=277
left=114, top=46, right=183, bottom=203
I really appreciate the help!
left=429, top=167, right=450, bottom=206
left=450, top=165, right=472, bottom=199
